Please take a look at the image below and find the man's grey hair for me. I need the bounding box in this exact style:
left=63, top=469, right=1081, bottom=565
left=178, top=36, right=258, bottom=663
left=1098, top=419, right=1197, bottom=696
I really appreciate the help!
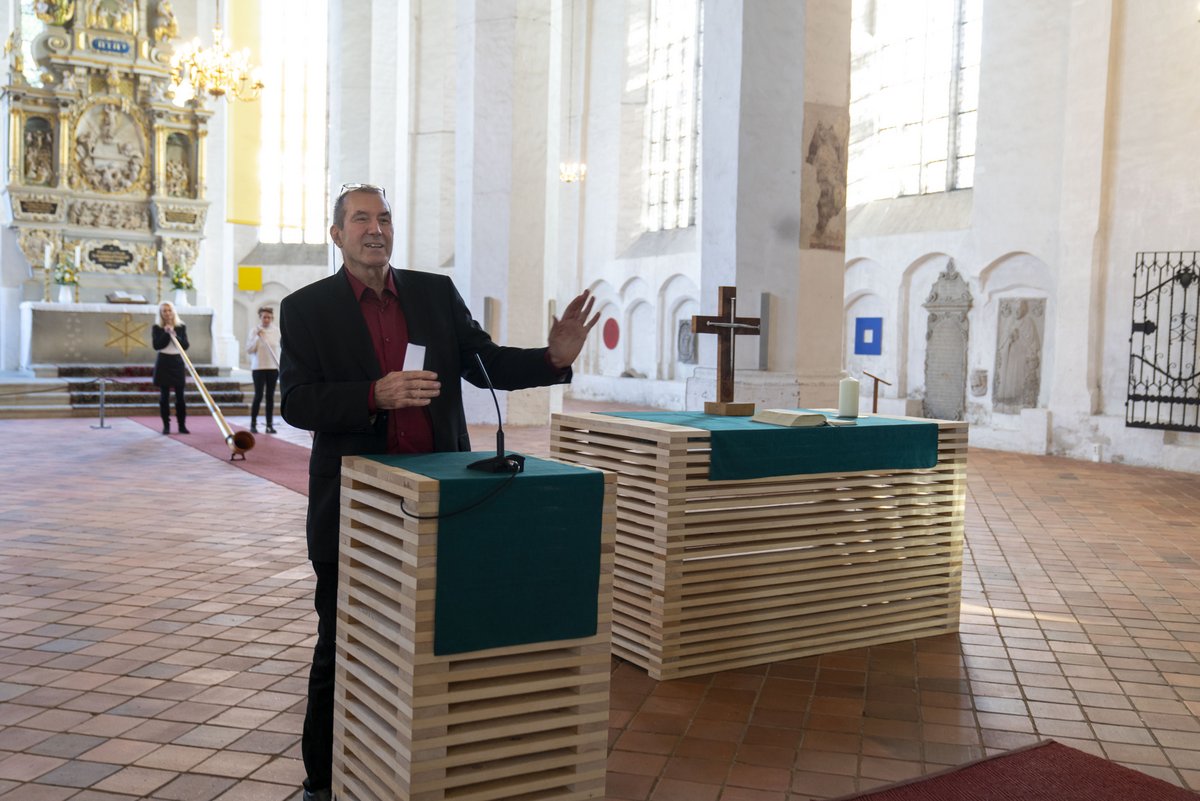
left=332, top=184, right=387, bottom=229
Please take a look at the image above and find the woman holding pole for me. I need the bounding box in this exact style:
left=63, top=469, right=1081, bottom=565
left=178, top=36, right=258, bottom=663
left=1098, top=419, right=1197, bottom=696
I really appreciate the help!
left=152, top=301, right=189, bottom=434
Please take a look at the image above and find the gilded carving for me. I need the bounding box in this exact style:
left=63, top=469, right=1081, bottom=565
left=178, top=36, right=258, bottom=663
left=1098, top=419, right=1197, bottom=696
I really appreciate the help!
left=7, top=0, right=210, bottom=297
left=80, top=238, right=140, bottom=273
left=163, top=237, right=199, bottom=274
left=165, top=159, right=188, bottom=197
left=18, top=228, right=60, bottom=271
left=134, top=242, right=158, bottom=273
left=153, top=0, right=178, bottom=43
left=35, top=1, right=76, bottom=26
left=72, top=100, right=147, bottom=193
left=11, top=192, right=65, bottom=222
left=69, top=199, right=149, bottom=230
left=155, top=201, right=206, bottom=232
left=23, top=127, right=55, bottom=185
left=86, top=0, right=136, bottom=34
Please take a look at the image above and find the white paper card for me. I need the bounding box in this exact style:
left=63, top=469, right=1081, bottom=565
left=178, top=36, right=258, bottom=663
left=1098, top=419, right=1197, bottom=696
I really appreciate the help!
left=403, top=344, right=426, bottom=372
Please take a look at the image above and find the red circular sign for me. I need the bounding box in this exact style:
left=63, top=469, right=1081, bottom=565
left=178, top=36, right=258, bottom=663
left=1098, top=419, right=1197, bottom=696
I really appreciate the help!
left=602, top=318, right=620, bottom=350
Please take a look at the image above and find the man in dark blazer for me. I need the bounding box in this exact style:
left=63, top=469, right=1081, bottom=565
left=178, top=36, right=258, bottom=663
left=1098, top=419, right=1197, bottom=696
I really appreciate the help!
left=279, top=184, right=597, bottom=801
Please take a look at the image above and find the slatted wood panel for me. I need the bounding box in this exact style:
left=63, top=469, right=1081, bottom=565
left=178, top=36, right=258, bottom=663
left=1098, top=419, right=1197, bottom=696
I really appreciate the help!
left=550, top=413, right=966, bottom=681
left=333, top=456, right=616, bottom=801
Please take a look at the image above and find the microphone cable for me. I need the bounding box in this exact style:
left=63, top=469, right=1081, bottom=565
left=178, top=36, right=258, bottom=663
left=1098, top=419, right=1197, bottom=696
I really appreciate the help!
left=398, top=470, right=520, bottom=520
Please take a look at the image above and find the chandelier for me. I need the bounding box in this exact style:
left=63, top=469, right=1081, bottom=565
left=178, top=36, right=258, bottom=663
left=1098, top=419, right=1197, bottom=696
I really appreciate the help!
left=170, top=16, right=263, bottom=103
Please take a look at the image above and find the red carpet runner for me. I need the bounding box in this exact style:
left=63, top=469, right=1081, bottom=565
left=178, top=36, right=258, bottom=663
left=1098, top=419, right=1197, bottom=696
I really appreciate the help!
left=133, top=416, right=310, bottom=496
left=830, top=740, right=1198, bottom=800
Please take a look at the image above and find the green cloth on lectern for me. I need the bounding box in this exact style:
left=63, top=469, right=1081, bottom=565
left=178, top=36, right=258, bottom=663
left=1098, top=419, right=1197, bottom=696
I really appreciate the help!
left=366, top=451, right=603, bottom=656
left=602, top=410, right=939, bottom=480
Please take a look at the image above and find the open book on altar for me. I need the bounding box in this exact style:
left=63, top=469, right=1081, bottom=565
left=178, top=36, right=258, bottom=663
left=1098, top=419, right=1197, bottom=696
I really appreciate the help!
left=750, top=409, right=828, bottom=427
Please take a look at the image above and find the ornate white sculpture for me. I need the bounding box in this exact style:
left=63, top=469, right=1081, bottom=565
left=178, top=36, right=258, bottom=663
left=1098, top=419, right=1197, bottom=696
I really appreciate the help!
left=73, top=103, right=146, bottom=193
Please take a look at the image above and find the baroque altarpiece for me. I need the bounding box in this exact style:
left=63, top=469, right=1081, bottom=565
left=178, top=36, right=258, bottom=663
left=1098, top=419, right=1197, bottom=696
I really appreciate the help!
left=5, top=0, right=208, bottom=299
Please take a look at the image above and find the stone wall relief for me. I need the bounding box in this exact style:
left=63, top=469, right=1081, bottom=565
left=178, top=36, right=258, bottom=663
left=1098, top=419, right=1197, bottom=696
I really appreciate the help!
left=992, top=297, right=1045, bottom=413
left=71, top=99, right=148, bottom=193
left=800, top=103, right=849, bottom=252
left=23, top=117, right=55, bottom=185
left=921, top=261, right=973, bottom=421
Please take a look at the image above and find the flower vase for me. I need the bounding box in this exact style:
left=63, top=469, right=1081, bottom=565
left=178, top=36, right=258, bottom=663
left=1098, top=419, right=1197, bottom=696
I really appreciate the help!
left=57, top=284, right=74, bottom=304
left=173, top=288, right=188, bottom=307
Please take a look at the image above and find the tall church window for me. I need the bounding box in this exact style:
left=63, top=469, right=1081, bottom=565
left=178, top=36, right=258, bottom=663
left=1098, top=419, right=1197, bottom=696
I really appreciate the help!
left=17, top=4, right=45, bottom=88
left=848, top=0, right=981, bottom=206
left=642, top=0, right=701, bottom=233
left=257, top=0, right=328, bottom=244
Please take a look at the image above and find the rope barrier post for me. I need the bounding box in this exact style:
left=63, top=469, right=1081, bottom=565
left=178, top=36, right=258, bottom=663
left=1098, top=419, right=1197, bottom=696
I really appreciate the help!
left=91, top=378, right=111, bottom=430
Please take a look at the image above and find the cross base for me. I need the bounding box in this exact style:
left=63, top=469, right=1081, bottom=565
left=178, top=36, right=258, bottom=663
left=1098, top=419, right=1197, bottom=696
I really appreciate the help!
left=704, top=400, right=757, bottom=417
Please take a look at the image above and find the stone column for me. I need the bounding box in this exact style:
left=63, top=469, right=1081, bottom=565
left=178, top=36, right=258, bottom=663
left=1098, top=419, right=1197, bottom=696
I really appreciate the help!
left=327, top=0, right=413, bottom=261
left=456, top=0, right=560, bottom=425
left=196, top=1, right=238, bottom=367
left=687, top=0, right=852, bottom=411
left=1048, top=1, right=1116, bottom=418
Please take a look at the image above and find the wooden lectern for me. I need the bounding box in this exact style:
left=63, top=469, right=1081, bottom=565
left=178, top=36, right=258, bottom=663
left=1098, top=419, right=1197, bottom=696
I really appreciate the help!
left=334, top=453, right=615, bottom=801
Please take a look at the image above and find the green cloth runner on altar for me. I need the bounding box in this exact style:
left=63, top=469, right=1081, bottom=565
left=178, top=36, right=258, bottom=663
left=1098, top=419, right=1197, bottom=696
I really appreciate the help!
left=366, top=452, right=604, bottom=656
left=603, top=410, right=939, bottom=480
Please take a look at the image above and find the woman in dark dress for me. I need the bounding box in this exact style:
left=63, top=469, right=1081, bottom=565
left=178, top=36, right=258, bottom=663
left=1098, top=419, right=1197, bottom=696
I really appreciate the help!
left=152, top=301, right=189, bottom=434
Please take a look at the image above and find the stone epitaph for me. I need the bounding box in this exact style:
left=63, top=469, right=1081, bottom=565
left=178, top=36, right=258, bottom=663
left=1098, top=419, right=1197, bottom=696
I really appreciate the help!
left=993, top=298, right=1045, bottom=413
left=692, top=286, right=761, bottom=416
left=922, top=262, right=973, bottom=421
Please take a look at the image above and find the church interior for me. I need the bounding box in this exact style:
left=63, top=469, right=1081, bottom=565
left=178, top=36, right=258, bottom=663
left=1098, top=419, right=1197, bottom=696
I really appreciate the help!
left=0, top=1, right=1198, bottom=800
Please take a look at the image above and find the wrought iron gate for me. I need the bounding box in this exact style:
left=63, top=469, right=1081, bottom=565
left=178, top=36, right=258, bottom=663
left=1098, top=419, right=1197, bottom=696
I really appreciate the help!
left=1127, top=251, right=1199, bottom=432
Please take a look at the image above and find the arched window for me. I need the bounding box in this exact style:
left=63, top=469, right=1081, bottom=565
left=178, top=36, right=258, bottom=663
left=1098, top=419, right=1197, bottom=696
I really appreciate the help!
left=848, top=0, right=981, bottom=206
left=257, top=0, right=328, bottom=244
left=642, top=0, right=701, bottom=233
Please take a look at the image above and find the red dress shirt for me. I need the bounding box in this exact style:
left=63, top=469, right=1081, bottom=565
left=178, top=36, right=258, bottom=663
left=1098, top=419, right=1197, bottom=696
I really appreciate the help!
left=344, top=269, right=434, bottom=454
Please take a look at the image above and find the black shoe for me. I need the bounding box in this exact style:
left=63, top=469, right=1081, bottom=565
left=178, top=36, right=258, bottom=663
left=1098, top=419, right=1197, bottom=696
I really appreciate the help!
left=162, top=424, right=170, bottom=435
left=250, top=423, right=258, bottom=433
left=178, top=424, right=190, bottom=434
left=302, top=787, right=332, bottom=801
left=265, top=425, right=277, bottom=434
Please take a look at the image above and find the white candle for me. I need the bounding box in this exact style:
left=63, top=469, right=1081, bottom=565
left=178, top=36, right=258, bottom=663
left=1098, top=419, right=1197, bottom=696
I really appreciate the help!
left=74, top=245, right=81, bottom=268
left=43, top=243, right=51, bottom=271
left=157, top=251, right=164, bottom=274
left=838, top=371, right=860, bottom=418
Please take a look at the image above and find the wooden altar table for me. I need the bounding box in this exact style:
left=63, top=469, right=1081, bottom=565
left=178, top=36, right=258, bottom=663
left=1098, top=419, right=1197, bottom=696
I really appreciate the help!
left=550, top=411, right=967, bottom=681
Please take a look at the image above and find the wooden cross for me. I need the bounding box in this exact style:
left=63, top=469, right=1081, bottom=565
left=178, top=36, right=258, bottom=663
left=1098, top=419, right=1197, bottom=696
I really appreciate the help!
left=692, top=285, right=761, bottom=416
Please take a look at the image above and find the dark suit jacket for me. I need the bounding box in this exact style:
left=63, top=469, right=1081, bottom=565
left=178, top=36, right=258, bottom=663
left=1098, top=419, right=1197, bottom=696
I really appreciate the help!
left=279, top=266, right=571, bottom=563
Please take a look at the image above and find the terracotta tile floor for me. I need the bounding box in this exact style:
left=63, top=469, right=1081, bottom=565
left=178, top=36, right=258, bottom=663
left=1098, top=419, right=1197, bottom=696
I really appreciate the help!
left=1, top=409, right=1199, bottom=800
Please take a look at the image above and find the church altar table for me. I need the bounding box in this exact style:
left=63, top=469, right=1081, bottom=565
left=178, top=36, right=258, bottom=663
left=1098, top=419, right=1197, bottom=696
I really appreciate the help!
left=550, top=411, right=967, bottom=681
left=334, top=452, right=614, bottom=801
left=19, top=301, right=214, bottom=369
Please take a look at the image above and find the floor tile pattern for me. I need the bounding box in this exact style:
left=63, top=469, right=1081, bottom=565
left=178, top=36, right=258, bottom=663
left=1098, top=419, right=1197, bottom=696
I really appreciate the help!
left=0, top=413, right=1198, bottom=800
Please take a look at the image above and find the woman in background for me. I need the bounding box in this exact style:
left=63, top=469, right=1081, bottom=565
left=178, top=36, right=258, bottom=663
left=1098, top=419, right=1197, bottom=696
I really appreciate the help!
left=152, top=301, right=189, bottom=434
left=246, top=305, right=281, bottom=433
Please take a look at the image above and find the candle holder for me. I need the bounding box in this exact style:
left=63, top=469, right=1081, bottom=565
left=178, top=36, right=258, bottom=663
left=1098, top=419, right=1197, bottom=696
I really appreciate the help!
left=43, top=263, right=51, bottom=302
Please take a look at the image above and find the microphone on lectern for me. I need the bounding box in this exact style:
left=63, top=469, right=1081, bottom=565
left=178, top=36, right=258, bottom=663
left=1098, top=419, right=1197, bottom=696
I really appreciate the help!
left=467, top=353, right=526, bottom=474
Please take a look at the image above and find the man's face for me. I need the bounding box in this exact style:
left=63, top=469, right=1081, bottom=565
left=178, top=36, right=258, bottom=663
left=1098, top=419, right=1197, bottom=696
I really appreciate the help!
left=330, top=191, right=393, bottom=273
